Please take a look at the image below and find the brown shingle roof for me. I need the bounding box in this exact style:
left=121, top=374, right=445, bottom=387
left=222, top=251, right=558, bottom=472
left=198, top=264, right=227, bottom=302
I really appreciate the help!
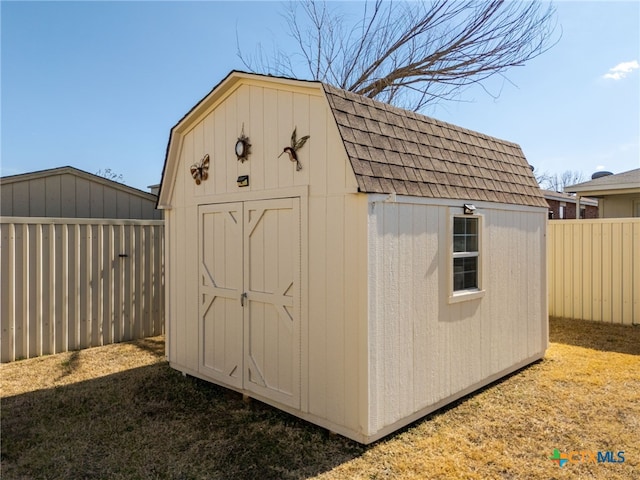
left=323, top=84, right=547, bottom=208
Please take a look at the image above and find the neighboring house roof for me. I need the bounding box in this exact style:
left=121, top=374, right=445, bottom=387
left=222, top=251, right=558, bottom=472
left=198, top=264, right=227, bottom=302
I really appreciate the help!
left=564, top=168, right=640, bottom=196
left=542, top=190, right=598, bottom=206
left=159, top=70, right=547, bottom=209
left=1, top=166, right=158, bottom=201
left=323, top=84, right=547, bottom=208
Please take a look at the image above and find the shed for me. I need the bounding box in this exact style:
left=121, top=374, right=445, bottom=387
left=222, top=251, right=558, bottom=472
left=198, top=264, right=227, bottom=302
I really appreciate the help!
left=1, top=166, right=162, bottom=220
left=157, top=71, right=548, bottom=444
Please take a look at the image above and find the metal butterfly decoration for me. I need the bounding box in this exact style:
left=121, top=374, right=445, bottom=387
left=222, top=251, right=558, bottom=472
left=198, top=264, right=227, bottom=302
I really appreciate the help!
left=278, top=127, right=310, bottom=171
left=190, top=154, right=210, bottom=185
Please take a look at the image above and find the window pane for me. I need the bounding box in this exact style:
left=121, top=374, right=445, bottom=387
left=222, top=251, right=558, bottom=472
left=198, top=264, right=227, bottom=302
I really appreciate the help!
left=454, top=235, right=466, bottom=252
left=466, top=234, right=478, bottom=252
left=453, top=256, right=478, bottom=291
left=466, top=218, right=477, bottom=234
left=453, top=217, right=466, bottom=234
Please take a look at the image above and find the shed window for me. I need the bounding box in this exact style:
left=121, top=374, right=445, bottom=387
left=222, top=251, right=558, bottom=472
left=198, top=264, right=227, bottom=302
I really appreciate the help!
left=453, top=216, right=479, bottom=292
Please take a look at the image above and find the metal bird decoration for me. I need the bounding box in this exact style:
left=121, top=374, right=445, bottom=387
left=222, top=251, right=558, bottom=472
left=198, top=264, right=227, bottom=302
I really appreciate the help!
left=278, top=127, right=310, bottom=171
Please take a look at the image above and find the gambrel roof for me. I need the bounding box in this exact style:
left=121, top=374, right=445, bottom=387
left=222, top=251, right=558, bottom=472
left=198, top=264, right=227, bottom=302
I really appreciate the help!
left=322, top=84, right=547, bottom=208
left=159, top=71, right=547, bottom=208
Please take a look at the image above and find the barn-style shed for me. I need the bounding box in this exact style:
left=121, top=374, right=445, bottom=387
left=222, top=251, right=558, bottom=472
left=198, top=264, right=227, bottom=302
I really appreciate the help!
left=158, top=71, right=548, bottom=444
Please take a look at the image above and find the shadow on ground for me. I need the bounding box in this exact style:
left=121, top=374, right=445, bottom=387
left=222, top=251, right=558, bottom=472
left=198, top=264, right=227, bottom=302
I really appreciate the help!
left=549, top=316, right=640, bottom=355
left=1, top=361, right=364, bottom=480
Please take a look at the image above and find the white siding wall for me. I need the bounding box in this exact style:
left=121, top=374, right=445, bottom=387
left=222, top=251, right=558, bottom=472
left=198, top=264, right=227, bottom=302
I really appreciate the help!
left=367, top=197, right=547, bottom=435
left=165, top=79, right=369, bottom=438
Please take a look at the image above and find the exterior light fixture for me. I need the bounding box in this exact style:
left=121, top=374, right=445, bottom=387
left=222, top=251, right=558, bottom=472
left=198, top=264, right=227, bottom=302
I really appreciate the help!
left=463, top=203, right=476, bottom=214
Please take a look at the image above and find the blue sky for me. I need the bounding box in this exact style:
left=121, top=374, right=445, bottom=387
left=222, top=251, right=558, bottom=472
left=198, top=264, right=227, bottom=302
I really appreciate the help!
left=2, top=1, right=639, bottom=192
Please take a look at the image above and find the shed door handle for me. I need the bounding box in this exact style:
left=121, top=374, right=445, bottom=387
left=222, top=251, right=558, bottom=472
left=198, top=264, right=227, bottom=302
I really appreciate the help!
left=240, top=292, right=247, bottom=307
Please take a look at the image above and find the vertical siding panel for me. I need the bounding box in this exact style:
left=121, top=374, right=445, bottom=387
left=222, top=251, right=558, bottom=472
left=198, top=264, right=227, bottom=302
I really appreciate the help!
left=547, top=222, right=555, bottom=317
left=572, top=222, right=583, bottom=320
left=30, top=179, right=46, bottom=216
left=35, top=224, right=44, bottom=355
left=27, top=225, right=37, bottom=356
left=76, top=179, right=91, bottom=217
left=45, top=177, right=62, bottom=217
left=550, top=222, right=561, bottom=318
left=61, top=175, right=76, bottom=217
left=343, top=196, right=361, bottom=430
left=309, top=96, right=328, bottom=196
left=14, top=224, right=27, bottom=361
left=367, top=200, right=381, bottom=433
left=326, top=195, right=345, bottom=425
left=400, top=204, right=416, bottom=414
left=293, top=93, right=310, bottom=187
left=101, top=225, right=112, bottom=344
left=201, top=113, right=216, bottom=198
left=1, top=224, right=14, bottom=361
left=149, top=225, right=158, bottom=335
left=611, top=222, right=622, bottom=323
left=582, top=222, right=593, bottom=321
left=52, top=224, right=63, bottom=353
left=308, top=197, right=327, bottom=419
left=112, top=226, right=122, bottom=342
left=562, top=222, right=572, bottom=319
left=1, top=184, right=13, bottom=215
left=192, top=121, right=206, bottom=202
left=79, top=225, right=88, bottom=348
left=621, top=222, right=632, bottom=325
left=263, top=89, right=278, bottom=190
left=412, top=203, right=429, bottom=409
left=225, top=94, right=239, bottom=191
left=382, top=202, right=400, bottom=425
left=601, top=223, right=612, bottom=322
left=212, top=106, right=227, bottom=195
left=103, top=188, right=117, bottom=219
left=277, top=90, right=294, bottom=188
left=142, top=225, right=150, bottom=337
left=70, top=224, right=80, bottom=350
left=91, top=225, right=101, bottom=345
left=61, top=225, right=70, bottom=353
left=249, top=86, right=265, bottom=192
left=90, top=184, right=103, bottom=218
left=592, top=223, right=602, bottom=322
left=116, top=191, right=130, bottom=219
left=186, top=207, right=199, bottom=370
left=235, top=85, right=251, bottom=188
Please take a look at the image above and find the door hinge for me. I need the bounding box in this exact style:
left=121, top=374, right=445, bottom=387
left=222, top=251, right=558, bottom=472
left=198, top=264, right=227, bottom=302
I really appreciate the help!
left=240, top=292, right=247, bottom=307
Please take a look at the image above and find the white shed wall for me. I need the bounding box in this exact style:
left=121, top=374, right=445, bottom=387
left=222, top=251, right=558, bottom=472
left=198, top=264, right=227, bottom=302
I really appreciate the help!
left=164, top=78, right=370, bottom=440
left=366, top=196, right=547, bottom=436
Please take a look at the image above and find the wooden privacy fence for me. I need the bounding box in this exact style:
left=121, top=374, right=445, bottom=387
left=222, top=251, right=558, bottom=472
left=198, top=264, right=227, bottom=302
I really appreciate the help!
left=548, top=218, right=640, bottom=325
left=1, top=218, right=164, bottom=362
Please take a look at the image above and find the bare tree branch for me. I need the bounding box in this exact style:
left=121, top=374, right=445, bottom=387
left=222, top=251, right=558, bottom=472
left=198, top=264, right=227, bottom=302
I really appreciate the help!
left=237, top=0, right=559, bottom=111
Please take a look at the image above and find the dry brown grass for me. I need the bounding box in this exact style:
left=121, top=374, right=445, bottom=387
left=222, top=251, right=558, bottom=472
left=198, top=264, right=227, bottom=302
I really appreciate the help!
left=2, top=318, right=639, bottom=479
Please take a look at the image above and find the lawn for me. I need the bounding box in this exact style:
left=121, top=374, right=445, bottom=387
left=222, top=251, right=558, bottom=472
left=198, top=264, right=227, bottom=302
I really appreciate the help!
left=1, top=318, right=638, bottom=479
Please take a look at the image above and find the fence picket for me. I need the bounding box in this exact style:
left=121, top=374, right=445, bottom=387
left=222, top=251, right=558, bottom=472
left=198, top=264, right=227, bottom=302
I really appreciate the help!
left=548, top=219, right=640, bottom=325
left=0, top=218, right=164, bottom=362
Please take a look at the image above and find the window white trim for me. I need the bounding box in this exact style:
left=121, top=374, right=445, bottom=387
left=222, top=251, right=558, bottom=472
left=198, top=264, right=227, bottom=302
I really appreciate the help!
left=448, top=210, right=485, bottom=304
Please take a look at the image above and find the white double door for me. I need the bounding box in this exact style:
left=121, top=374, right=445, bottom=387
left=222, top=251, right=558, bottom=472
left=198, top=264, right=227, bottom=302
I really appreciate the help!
left=198, top=198, right=300, bottom=408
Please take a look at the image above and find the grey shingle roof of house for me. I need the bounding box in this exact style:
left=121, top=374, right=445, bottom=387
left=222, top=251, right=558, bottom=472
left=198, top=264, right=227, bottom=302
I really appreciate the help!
left=565, top=168, right=640, bottom=192
left=323, top=84, right=548, bottom=208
